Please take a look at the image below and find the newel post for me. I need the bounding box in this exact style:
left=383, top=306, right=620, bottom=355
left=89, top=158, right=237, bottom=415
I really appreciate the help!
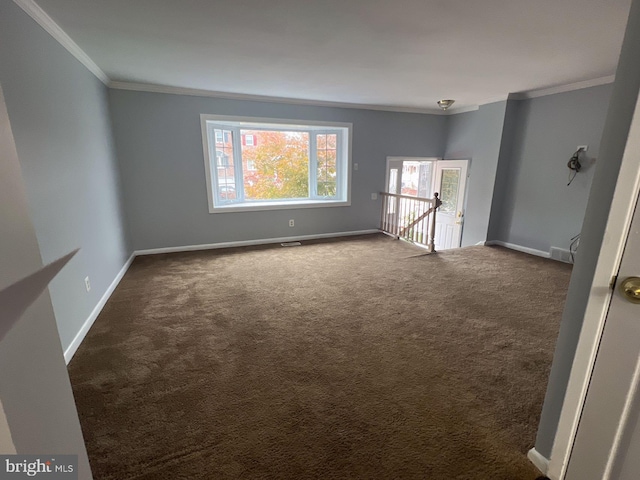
left=429, top=192, right=442, bottom=253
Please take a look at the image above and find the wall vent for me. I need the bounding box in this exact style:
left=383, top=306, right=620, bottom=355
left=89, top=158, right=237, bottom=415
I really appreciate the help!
left=550, top=247, right=573, bottom=263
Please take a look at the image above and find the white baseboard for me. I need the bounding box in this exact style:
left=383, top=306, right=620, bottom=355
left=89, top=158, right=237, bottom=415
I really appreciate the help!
left=528, top=447, right=550, bottom=476
left=63, top=253, right=135, bottom=364
left=485, top=240, right=550, bottom=259
left=134, top=229, right=380, bottom=256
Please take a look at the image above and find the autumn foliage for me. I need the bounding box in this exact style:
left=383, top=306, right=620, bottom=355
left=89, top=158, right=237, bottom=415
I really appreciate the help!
left=242, top=130, right=310, bottom=200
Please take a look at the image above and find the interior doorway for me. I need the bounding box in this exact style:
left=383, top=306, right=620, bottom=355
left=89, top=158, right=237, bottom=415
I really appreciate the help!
left=385, top=157, right=468, bottom=250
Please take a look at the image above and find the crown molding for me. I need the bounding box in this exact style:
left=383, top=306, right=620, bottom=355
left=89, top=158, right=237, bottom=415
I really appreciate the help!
left=12, top=0, right=109, bottom=85
left=478, top=94, right=511, bottom=106
left=108, top=81, right=451, bottom=115
left=445, top=95, right=509, bottom=115
left=511, top=75, right=615, bottom=100
left=446, top=105, right=479, bottom=115
left=440, top=74, right=616, bottom=115
left=8, top=1, right=617, bottom=112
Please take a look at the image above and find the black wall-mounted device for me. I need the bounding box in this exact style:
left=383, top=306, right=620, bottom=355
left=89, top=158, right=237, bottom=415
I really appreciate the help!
left=567, top=149, right=583, bottom=172
left=567, top=147, right=585, bottom=186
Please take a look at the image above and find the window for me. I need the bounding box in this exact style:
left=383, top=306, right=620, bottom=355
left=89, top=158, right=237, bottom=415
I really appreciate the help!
left=201, top=115, right=351, bottom=212
left=216, top=150, right=229, bottom=167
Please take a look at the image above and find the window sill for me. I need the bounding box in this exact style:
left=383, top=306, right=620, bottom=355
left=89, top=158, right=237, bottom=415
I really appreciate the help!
left=210, top=199, right=351, bottom=214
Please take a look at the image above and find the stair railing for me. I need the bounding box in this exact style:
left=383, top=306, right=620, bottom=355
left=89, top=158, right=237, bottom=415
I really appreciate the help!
left=379, top=192, right=442, bottom=252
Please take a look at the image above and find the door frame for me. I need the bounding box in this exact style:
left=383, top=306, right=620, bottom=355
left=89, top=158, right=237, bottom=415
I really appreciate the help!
left=384, top=157, right=440, bottom=198
left=384, top=157, right=470, bottom=201
left=384, top=157, right=469, bottom=250
left=547, top=94, right=640, bottom=479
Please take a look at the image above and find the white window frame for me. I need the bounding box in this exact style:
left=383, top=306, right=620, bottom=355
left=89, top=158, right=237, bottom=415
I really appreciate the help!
left=200, top=114, right=352, bottom=213
left=245, top=134, right=255, bottom=146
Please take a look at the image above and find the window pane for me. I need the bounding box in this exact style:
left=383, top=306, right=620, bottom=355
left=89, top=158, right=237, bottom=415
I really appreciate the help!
left=417, top=162, right=433, bottom=198
left=439, top=168, right=460, bottom=214
left=316, top=133, right=337, bottom=197
left=241, top=130, right=310, bottom=200
left=214, top=129, right=237, bottom=201
left=204, top=118, right=350, bottom=211
left=388, top=169, right=398, bottom=194
left=401, top=162, right=420, bottom=196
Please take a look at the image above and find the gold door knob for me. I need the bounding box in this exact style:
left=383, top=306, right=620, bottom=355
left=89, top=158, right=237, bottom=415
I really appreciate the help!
left=619, top=277, right=640, bottom=304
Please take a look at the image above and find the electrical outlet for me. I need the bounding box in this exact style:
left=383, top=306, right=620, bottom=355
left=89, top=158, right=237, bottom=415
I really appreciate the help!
left=371, top=193, right=378, bottom=200
left=84, top=276, right=91, bottom=292
left=289, top=219, right=295, bottom=227
left=577, top=145, right=588, bottom=152
left=354, top=163, right=359, bottom=171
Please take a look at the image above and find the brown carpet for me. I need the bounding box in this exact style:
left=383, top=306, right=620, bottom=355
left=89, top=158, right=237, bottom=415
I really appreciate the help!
left=69, top=234, right=571, bottom=479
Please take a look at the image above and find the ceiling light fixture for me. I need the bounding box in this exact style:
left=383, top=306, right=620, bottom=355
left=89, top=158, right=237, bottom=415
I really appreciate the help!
left=437, top=99, right=455, bottom=111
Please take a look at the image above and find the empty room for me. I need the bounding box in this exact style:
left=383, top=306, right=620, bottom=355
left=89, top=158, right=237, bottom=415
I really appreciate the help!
left=2, top=0, right=640, bottom=479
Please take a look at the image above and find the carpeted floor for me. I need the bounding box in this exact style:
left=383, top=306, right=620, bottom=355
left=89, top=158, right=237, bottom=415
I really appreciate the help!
left=69, top=234, right=571, bottom=479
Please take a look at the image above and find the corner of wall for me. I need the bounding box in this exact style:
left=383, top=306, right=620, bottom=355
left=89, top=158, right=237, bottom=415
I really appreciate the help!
left=486, top=99, right=522, bottom=242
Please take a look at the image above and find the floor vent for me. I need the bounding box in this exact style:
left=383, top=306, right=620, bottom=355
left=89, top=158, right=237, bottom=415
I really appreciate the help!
left=550, top=247, right=572, bottom=263
left=281, top=242, right=302, bottom=247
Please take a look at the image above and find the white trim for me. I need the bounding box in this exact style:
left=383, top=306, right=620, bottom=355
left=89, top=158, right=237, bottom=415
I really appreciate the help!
left=386, top=156, right=441, bottom=162
left=447, top=105, right=480, bottom=114
left=528, top=448, right=550, bottom=476
left=12, top=0, right=109, bottom=85
left=478, top=94, right=511, bottom=106
left=63, top=231, right=380, bottom=362
left=547, top=91, right=640, bottom=480
left=206, top=199, right=351, bottom=214
left=384, top=156, right=441, bottom=202
left=511, top=75, right=615, bottom=100
left=484, top=240, right=550, bottom=259
left=200, top=114, right=355, bottom=129
left=134, top=230, right=379, bottom=256
left=63, top=253, right=135, bottom=364
left=3, top=0, right=615, bottom=114
left=200, top=114, right=352, bottom=213
left=109, top=76, right=617, bottom=116
left=109, top=81, right=447, bottom=115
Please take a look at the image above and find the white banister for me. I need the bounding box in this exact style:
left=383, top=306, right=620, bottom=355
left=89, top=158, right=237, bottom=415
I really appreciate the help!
left=379, top=192, right=442, bottom=252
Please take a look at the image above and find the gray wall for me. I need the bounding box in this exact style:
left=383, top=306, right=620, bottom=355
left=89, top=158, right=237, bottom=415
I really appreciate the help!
left=487, top=100, right=521, bottom=241
left=0, top=0, right=131, bottom=353
left=536, top=0, right=640, bottom=458
left=445, top=86, right=613, bottom=254
left=444, top=110, right=477, bottom=160
left=491, top=85, right=613, bottom=253
left=456, top=101, right=508, bottom=247
left=0, top=84, right=91, bottom=477
left=109, top=89, right=447, bottom=250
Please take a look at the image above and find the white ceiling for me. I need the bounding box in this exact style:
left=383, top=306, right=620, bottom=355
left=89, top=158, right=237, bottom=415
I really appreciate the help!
left=34, top=0, right=632, bottom=112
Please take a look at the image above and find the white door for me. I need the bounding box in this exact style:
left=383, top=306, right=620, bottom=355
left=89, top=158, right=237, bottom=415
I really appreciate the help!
left=433, top=160, right=468, bottom=250
left=564, top=190, right=640, bottom=480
